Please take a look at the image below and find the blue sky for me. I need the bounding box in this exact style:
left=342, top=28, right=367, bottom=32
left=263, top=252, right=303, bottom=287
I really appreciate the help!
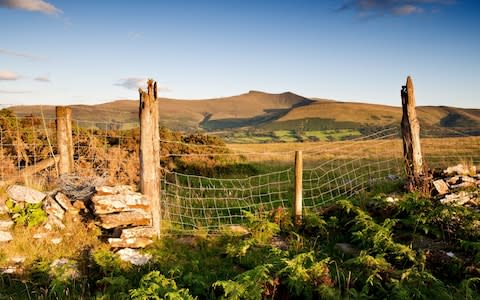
left=0, top=0, right=479, bottom=108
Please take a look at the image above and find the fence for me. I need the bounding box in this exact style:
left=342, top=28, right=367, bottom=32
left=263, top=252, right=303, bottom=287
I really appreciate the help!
left=1, top=78, right=480, bottom=235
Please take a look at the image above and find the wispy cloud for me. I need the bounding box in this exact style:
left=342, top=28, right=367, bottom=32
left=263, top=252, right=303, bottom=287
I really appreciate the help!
left=0, top=89, right=31, bottom=94
left=115, top=78, right=148, bottom=90
left=34, top=75, right=50, bottom=82
left=127, top=31, right=143, bottom=41
left=115, top=78, right=170, bottom=93
left=0, top=70, right=20, bottom=80
left=0, top=48, right=45, bottom=60
left=339, top=0, right=455, bottom=17
left=0, top=0, right=62, bottom=15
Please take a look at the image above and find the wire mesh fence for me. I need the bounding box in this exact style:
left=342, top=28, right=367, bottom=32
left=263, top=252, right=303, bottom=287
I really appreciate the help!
left=1, top=107, right=480, bottom=234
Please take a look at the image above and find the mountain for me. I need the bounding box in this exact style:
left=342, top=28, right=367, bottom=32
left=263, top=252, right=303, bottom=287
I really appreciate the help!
left=6, top=91, right=480, bottom=138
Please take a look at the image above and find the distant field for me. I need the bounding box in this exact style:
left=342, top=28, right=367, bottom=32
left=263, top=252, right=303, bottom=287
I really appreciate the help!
left=228, top=136, right=480, bottom=168
left=221, top=129, right=363, bottom=143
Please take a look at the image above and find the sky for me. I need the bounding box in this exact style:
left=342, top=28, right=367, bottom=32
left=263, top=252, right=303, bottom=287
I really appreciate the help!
left=0, top=0, right=479, bottom=108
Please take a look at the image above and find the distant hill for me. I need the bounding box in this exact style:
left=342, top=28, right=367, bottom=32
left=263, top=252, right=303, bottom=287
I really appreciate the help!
left=7, top=91, right=480, bottom=139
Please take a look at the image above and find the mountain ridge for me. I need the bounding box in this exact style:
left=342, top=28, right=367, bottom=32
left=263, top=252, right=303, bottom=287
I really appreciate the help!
left=6, top=91, right=480, bottom=137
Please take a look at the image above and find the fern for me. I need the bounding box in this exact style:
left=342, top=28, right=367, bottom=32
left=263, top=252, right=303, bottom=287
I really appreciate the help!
left=129, top=271, right=195, bottom=300
left=213, top=264, right=274, bottom=300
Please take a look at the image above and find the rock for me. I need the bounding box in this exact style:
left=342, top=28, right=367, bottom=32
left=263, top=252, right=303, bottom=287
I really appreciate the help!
left=33, top=232, right=48, bottom=239
left=72, top=200, right=86, bottom=211
left=2, top=267, right=18, bottom=274
left=7, top=185, right=46, bottom=204
left=444, top=164, right=476, bottom=176
left=98, top=211, right=151, bottom=229
left=0, top=199, right=7, bottom=215
left=335, top=243, right=357, bottom=255
left=447, top=176, right=460, bottom=185
left=0, top=230, right=13, bottom=242
left=120, top=226, right=156, bottom=239
left=50, top=259, right=79, bottom=279
left=44, top=196, right=65, bottom=220
left=108, top=237, right=153, bottom=248
left=221, top=225, right=250, bottom=236
left=9, top=256, right=26, bottom=264
left=95, top=185, right=136, bottom=196
left=450, top=182, right=475, bottom=189
left=433, top=179, right=450, bottom=195
left=44, top=215, right=65, bottom=230
left=0, top=220, right=14, bottom=231
left=92, top=193, right=150, bottom=215
left=55, top=193, right=74, bottom=211
left=51, top=237, right=62, bottom=244
left=386, top=196, right=399, bottom=203
left=460, top=176, right=476, bottom=183
left=440, top=191, right=471, bottom=206
left=117, top=248, right=152, bottom=265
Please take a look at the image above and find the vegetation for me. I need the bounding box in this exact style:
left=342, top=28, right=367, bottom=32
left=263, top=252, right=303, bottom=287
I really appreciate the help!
left=2, top=189, right=480, bottom=299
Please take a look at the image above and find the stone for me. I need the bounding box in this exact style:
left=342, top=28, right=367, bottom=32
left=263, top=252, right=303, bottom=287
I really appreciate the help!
left=9, top=256, right=26, bottom=264
left=95, top=185, right=136, bottom=196
left=447, top=176, right=460, bottom=185
left=120, top=226, right=156, bottom=239
left=92, top=193, right=150, bottom=215
left=55, top=193, right=74, bottom=211
left=7, top=185, right=46, bottom=204
left=460, top=176, right=476, bottom=183
left=98, top=211, right=151, bottom=229
left=450, top=182, right=475, bottom=189
left=108, top=237, right=153, bottom=248
left=386, top=196, right=399, bottom=203
left=335, top=243, right=357, bottom=255
left=444, top=164, right=476, bottom=176
left=433, top=179, right=450, bottom=195
left=51, top=237, right=62, bottom=245
left=44, top=196, right=65, bottom=220
left=72, top=200, right=86, bottom=211
left=44, top=215, right=65, bottom=230
left=0, top=230, right=13, bottom=242
left=33, top=232, right=48, bottom=239
left=117, top=248, right=152, bottom=265
left=50, top=259, right=79, bottom=279
left=222, top=225, right=250, bottom=236
left=0, top=220, right=14, bottom=231
left=440, top=191, right=471, bottom=206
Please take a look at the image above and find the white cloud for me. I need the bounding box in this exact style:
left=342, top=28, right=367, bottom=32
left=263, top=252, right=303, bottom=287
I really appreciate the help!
left=34, top=75, right=50, bottom=82
left=115, top=78, right=170, bottom=94
left=0, top=70, right=19, bottom=80
left=0, top=0, right=62, bottom=15
left=115, top=77, right=149, bottom=90
left=339, top=0, right=455, bottom=17
left=392, top=4, right=423, bottom=15
left=0, top=89, right=31, bottom=94
left=0, top=48, right=45, bottom=60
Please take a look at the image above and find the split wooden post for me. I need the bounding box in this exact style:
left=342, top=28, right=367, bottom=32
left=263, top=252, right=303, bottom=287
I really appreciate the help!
left=294, top=150, right=303, bottom=225
left=139, top=79, right=161, bottom=238
left=401, top=76, right=426, bottom=192
left=55, top=106, right=74, bottom=175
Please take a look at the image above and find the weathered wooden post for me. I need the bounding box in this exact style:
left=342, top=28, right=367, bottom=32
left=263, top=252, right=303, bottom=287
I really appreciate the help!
left=294, top=150, right=303, bottom=225
left=401, top=76, right=428, bottom=193
left=139, top=79, right=161, bottom=238
left=56, top=106, right=74, bottom=175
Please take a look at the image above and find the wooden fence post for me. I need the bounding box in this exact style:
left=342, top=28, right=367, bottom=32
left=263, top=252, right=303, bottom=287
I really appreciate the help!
left=294, top=150, right=303, bottom=225
left=56, top=106, right=74, bottom=175
left=139, top=79, right=161, bottom=238
left=401, top=76, right=428, bottom=193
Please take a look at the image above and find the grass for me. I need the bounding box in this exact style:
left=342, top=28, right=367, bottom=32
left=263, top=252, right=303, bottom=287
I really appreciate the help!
left=2, top=192, right=480, bottom=299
